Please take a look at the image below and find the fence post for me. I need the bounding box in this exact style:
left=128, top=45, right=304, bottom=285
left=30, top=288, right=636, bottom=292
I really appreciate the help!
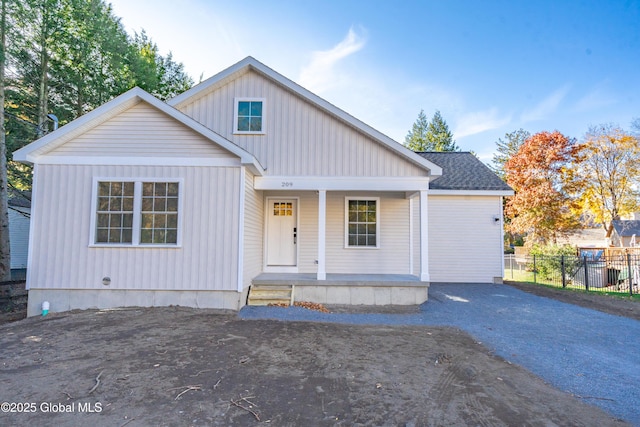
left=561, top=255, right=566, bottom=288
left=627, top=253, right=633, bottom=296
left=533, top=255, right=537, bottom=284
left=583, top=256, right=589, bottom=292
left=510, top=254, right=514, bottom=279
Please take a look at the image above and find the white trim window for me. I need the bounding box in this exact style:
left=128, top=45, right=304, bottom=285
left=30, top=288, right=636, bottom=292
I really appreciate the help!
left=233, top=97, right=265, bottom=134
left=345, top=197, right=380, bottom=248
left=92, top=179, right=182, bottom=247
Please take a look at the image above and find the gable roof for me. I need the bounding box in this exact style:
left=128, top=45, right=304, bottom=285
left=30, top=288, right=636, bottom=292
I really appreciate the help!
left=13, top=87, right=264, bottom=175
left=417, top=152, right=513, bottom=194
left=169, top=56, right=442, bottom=177
left=612, top=220, right=640, bottom=237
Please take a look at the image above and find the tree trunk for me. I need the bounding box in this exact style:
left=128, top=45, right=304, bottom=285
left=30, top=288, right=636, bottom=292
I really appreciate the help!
left=0, top=0, right=12, bottom=281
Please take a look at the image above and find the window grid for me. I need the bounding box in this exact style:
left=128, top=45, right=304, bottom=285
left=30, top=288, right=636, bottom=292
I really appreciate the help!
left=237, top=100, right=263, bottom=132
left=347, top=199, right=377, bottom=247
left=96, top=181, right=134, bottom=244
left=273, top=202, right=293, bottom=216
left=140, top=182, right=179, bottom=244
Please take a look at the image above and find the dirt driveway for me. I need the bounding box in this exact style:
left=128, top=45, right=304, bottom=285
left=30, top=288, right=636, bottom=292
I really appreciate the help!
left=0, top=298, right=630, bottom=426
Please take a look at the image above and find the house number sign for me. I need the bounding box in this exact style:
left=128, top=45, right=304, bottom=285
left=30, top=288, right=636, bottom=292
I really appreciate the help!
left=281, top=181, right=294, bottom=188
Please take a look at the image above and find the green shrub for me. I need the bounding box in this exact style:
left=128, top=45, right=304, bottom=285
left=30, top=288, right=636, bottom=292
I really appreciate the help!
left=529, top=244, right=579, bottom=280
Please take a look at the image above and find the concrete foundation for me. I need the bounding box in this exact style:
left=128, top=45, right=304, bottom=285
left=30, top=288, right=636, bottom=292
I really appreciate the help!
left=252, top=273, right=429, bottom=306
left=26, top=288, right=246, bottom=317
left=294, top=285, right=428, bottom=305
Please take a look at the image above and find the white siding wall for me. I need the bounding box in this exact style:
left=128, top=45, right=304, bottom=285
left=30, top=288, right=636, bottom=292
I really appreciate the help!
left=48, top=102, right=237, bottom=159
left=411, top=197, right=421, bottom=277
left=324, top=192, right=411, bottom=274
left=178, top=71, right=427, bottom=177
left=428, top=195, right=503, bottom=283
left=29, top=164, right=241, bottom=291
left=242, top=170, right=264, bottom=290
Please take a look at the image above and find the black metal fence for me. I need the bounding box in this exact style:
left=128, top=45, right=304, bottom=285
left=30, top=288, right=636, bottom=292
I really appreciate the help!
left=504, top=253, right=638, bottom=296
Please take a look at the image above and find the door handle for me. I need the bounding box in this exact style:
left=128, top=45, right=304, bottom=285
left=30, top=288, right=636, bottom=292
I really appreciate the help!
left=293, top=227, right=297, bottom=244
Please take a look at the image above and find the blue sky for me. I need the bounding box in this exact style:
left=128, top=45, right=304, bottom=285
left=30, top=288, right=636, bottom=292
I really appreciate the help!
left=108, top=0, right=640, bottom=162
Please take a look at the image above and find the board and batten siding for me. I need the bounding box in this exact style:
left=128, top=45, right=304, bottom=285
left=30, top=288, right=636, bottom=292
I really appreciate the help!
left=324, top=192, right=411, bottom=274
left=428, top=195, right=503, bottom=283
left=29, top=164, right=241, bottom=292
left=178, top=70, right=427, bottom=178
left=47, top=102, right=238, bottom=159
left=242, top=170, right=264, bottom=290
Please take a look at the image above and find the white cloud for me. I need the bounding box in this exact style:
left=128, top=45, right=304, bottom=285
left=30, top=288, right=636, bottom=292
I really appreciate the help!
left=298, top=27, right=367, bottom=93
left=572, top=83, right=617, bottom=112
left=453, top=108, right=512, bottom=138
left=521, top=85, right=571, bottom=122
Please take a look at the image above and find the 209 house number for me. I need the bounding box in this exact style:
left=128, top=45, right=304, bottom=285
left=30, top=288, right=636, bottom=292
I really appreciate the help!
left=281, top=182, right=294, bottom=188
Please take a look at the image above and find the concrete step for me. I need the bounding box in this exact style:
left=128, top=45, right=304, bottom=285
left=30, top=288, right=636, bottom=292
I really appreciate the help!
left=247, top=284, right=294, bottom=306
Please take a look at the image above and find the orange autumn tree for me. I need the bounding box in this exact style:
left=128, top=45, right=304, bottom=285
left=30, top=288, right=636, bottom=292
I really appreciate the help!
left=505, top=130, right=583, bottom=245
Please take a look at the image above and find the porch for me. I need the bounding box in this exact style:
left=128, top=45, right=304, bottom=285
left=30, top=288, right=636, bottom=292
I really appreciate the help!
left=249, top=273, right=429, bottom=306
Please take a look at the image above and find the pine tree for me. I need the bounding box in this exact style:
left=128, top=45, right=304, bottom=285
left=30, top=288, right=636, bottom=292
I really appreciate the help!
left=405, top=109, right=458, bottom=152
left=404, top=109, right=430, bottom=151
left=491, top=128, right=530, bottom=180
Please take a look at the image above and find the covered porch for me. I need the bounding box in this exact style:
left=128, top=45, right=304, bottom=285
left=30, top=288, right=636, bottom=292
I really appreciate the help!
left=253, top=176, right=433, bottom=282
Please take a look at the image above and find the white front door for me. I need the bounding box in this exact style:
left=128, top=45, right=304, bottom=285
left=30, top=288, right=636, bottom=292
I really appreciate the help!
left=266, top=199, right=297, bottom=266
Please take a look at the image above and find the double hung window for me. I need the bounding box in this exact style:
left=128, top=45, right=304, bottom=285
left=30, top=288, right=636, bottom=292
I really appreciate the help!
left=345, top=197, right=379, bottom=248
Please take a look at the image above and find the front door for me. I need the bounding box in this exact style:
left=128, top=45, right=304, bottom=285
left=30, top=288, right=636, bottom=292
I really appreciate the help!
left=266, top=199, right=297, bottom=266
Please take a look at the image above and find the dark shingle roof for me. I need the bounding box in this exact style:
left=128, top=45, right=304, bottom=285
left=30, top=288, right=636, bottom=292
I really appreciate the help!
left=8, top=189, right=31, bottom=208
left=612, top=220, right=640, bottom=237
left=417, top=152, right=512, bottom=191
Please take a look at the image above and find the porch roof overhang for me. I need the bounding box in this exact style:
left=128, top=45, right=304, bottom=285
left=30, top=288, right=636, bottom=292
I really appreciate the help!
left=254, top=176, right=431, bottom=192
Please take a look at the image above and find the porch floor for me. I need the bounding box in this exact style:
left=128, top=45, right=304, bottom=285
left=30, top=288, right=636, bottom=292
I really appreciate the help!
left=252, top=273, right=423, bottom=286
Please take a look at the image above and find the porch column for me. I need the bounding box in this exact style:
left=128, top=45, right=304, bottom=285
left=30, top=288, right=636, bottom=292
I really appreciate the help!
left=420, top=190, right=430, bottom=281
left=317, top=190, right=326, bottom=280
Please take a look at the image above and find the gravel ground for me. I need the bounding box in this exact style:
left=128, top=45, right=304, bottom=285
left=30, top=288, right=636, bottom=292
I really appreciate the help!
left=240, top=282, right=640, bottom=425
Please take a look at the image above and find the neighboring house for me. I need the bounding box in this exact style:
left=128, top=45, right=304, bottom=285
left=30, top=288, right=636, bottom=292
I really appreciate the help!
left=13, top=57, right=513, bottom=316
left=8, top=190, right=31, bottom=279
left=611, top=220, right=640, bottom=247
left=555, top=228, right=607, bottom=248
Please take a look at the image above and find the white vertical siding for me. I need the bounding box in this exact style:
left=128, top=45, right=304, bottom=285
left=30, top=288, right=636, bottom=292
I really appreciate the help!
left=48, top=102, right=237, bottom=159
left=28, top=164, right=241, bottom=291
left=428, top=195, right=503, bottom=283
left=242, top=171, right=264, bottom=290
left=178, top=71, right=427, bottom=178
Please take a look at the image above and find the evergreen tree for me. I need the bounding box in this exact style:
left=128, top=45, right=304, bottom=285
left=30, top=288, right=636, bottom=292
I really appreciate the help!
left=426, top=110, right=458, bottom=151
left=404, top=109, right=429, bottom=151
left=405, top=109, right=458, bottom=151
left=491, top=128, right=530, bottom=180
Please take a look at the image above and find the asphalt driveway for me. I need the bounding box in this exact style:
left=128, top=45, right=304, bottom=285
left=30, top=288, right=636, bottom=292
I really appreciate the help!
left=240, top=283, right=640, bottom=424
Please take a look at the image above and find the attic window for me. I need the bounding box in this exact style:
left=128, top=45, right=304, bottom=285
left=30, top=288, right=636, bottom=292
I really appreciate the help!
left=234, top=98, right=265, bottom=134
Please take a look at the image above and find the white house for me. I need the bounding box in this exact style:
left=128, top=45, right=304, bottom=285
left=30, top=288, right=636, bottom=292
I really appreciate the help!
left=8, top=190, right=31, bottom=277
left=13, top=57, right=512, bottom=316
